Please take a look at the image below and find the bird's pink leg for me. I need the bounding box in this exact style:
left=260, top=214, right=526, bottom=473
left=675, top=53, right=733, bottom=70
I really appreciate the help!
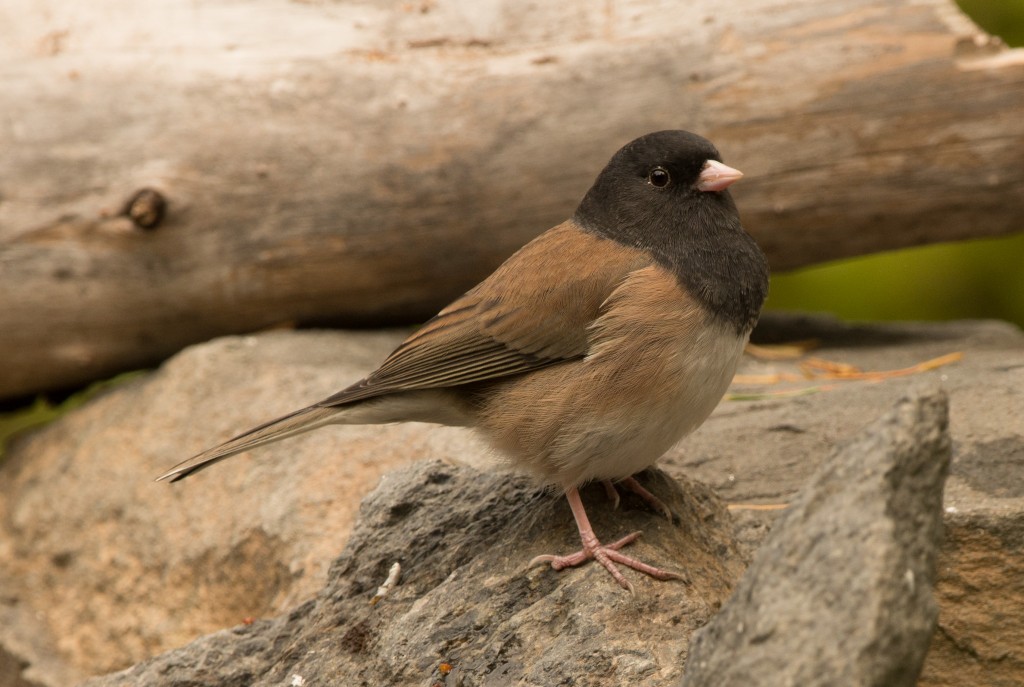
left=619, top=476, right=674, bottom=521
left=601, top=477, right=673, bottom=520
left=601, top=480, right=621, bottom=509
left=530, top=487, right=682, bottom=592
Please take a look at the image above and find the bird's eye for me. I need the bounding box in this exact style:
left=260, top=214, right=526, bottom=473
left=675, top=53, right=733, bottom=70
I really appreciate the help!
left=648, top=167, right=671, bottom=188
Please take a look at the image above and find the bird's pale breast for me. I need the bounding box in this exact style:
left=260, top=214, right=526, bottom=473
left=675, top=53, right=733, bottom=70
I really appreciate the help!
left=475, top=264, right=748, bottom=488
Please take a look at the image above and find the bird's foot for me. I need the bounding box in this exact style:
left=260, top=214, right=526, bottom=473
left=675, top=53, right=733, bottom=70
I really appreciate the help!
left=531, top=487, right=683, bottom=592
left=530, top=530, right=682, bottom=592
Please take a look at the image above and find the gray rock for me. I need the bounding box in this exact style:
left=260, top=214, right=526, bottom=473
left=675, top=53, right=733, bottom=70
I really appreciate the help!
left=670, top=314, right=1024, bottom=686
left=0, top=330, right=481, bottom=686
left=79, top=461, right=743, bottom=687
left=682, top=389, right=951, bottom=687
left=1, top=314, right=1021, bottom=686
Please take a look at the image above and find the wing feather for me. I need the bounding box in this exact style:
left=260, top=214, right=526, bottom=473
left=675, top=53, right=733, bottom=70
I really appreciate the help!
left=319, top=221, right=648, bottom=408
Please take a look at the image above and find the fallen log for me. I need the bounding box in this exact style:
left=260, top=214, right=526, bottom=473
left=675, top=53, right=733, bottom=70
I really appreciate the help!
left=2, top=0, right=1022, bottom=399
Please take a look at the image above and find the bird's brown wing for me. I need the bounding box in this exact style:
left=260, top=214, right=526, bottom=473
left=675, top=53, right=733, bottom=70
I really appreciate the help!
left=155, top=221, right=648, bottom=483
left=318, top=220, right=648, bottom=407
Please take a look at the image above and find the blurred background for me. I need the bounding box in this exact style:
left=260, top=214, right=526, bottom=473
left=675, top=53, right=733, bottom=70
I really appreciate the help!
left=765, top=1, right=1024, bottom=328
left=0, top=0, right=1021, bottom=454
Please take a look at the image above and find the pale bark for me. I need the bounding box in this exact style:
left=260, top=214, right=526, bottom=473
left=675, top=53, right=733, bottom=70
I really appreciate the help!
left=1, top=0, right=1022, bottom=399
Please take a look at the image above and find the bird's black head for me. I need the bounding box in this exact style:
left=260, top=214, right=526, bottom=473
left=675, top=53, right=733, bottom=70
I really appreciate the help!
left=575, top=130, right=739, bottom=243
left=575, top=130, right=769, bottom=334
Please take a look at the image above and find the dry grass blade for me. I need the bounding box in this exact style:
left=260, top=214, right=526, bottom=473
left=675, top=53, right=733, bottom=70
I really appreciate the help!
left=729, top=351, right=963, bottom=401
left=800, top=357, right=862, bottom=376
left=802, top=352, right=964, bottom=381
left=744, top=340, right=820, bottom=361
left=732, top=372, right=804, bottom=385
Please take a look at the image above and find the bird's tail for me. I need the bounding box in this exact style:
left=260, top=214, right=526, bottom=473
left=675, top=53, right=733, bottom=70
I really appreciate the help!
left=155, top=405, right=342, bottom=483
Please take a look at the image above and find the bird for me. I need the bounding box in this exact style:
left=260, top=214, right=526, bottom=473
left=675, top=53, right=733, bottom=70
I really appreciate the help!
left=157, top=130, right=770, bottom=592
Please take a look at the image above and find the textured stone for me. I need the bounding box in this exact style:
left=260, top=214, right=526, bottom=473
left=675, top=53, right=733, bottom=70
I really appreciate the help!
left=0, top=330, right=466, bottom=685
left=80, top=461, right=742, bottom=687
left=669, top=315, right=1024, bottom=686
left=0, top=315, right=1021, bottom=686
left=682, top=390, right=951, bottom=687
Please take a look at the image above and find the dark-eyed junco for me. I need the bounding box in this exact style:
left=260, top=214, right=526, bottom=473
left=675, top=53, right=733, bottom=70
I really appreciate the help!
left=158, top=130, right=769, bottom=591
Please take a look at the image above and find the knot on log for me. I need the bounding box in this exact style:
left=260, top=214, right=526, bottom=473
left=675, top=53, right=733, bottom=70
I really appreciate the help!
left=124, top=188, right=167, bottom=230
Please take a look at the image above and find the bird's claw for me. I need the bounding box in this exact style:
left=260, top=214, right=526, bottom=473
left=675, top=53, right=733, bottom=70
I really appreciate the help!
left=530, top=530, right=683, bottom=591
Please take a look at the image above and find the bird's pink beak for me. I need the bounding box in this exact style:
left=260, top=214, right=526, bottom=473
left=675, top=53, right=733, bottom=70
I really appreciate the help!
left=696, top=159, right=743, bottom=192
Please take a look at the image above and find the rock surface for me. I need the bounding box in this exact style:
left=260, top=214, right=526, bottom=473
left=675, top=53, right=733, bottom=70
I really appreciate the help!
left=84, top=389, right=951, bottom=687
left=82, top=461, right=743, bottom=687
left=671, top=315, right=1024, bottom=687
left=0, top=330, right=437, bottom=686
left=0, top=314, right=1021, bottom=686
left=682, top=390, right=950, bottom=687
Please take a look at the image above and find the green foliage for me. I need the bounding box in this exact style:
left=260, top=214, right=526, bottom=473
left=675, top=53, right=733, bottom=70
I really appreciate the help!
left=0, top=371, right=146, bottom=462
left=958, top=0, right=1024, bottom=46
left=767, top=235, right=1024, bottom=327
left=768, top=1, right=1024, bottom=329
